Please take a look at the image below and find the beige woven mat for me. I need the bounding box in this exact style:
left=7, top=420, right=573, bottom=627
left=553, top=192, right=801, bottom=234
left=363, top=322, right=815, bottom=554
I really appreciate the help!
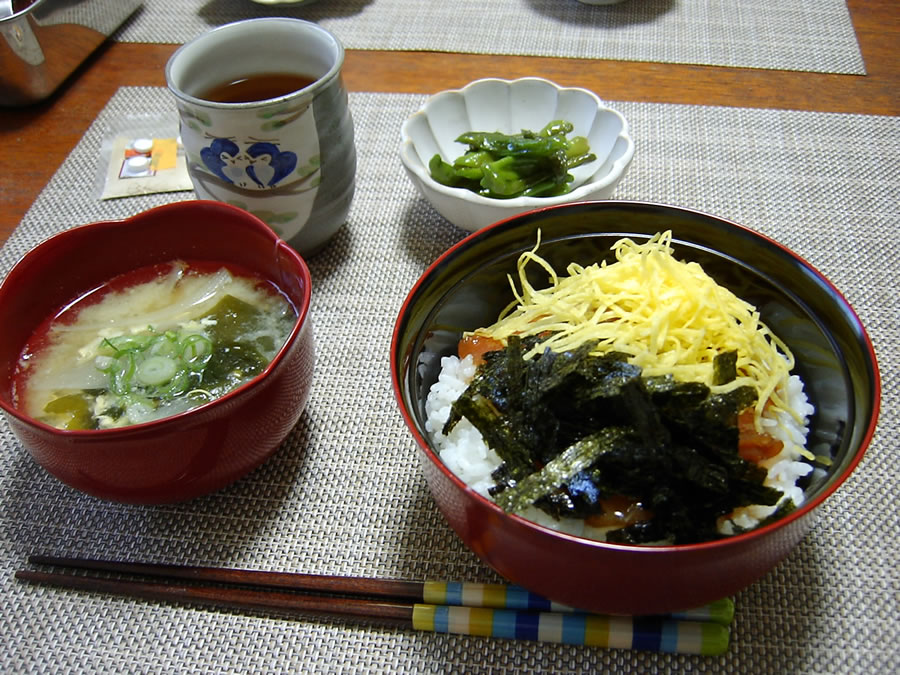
left=113, top=0, right=866, bottom=74
left=1, top=87, right=897, bottom=673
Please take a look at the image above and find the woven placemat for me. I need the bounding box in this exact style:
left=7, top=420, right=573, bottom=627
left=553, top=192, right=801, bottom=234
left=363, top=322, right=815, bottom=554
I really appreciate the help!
left=1, top=88, right=897, bottom=673
left=112, top=0, right=866, bottom=75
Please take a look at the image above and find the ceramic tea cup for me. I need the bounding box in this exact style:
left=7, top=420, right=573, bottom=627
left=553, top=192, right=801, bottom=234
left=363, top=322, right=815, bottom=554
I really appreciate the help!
left=165, top=18, right=356, bottom=256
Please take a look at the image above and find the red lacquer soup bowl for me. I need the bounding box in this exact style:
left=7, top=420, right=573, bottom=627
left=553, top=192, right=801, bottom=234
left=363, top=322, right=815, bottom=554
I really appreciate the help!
left=0, top=200, right=314, bottom=504
left=390, top=200, right=880, bottom=616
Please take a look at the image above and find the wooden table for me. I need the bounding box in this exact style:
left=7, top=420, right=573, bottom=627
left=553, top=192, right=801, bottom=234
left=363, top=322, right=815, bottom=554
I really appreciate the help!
left=1, top=0, right=897, bottom=248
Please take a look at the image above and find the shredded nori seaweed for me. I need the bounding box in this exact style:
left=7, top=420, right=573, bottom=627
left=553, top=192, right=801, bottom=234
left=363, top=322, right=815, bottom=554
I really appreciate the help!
left=712, top=349, right=738, bottom=386
left=445, top=338, right=784, bottom=544
left=493, top=427, right=631, bottom=513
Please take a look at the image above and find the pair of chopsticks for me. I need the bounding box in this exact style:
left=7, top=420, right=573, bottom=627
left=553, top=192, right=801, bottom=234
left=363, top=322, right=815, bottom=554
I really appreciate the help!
left=16, top=555, right=732, bottom=655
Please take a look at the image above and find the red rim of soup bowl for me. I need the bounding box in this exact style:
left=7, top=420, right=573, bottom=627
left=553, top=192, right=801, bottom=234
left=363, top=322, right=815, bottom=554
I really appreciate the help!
left=0, top=200, right=314, bottom=504
left=390, top=200, right=880, bottom=615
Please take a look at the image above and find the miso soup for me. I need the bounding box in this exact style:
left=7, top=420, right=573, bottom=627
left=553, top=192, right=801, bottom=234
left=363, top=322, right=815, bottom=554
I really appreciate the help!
left=14, top=260, right=297, bottom=430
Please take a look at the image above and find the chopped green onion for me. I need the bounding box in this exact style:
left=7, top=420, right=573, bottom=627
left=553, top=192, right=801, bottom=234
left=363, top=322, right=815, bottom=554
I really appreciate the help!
left=102, top=334, right=153, bottom=353
left=181, top=334, right=213, bottom=371
left=94, top=327, right=214, bottom=401
left=94, top=355, right=114, bottom=371
left=107, top=352, right=136, bottom=395
left=136, top=356, right=178, bottom=386
left=158, top=369, right=190, bottom=398
left=148, top=334, right=179, bottom=358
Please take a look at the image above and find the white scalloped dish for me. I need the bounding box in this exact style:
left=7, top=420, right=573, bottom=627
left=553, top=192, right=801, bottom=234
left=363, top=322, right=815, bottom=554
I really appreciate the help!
left=400, top=77, right=635, bottom=232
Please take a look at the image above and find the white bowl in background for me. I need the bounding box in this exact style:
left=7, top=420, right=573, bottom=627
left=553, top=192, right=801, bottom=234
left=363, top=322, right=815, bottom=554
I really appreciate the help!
left=400, top=77, right=635, bottom=232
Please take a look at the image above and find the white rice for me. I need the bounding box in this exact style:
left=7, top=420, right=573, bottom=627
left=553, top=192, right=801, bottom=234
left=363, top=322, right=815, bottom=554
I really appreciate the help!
left=425, top=354, right=815, bottom=541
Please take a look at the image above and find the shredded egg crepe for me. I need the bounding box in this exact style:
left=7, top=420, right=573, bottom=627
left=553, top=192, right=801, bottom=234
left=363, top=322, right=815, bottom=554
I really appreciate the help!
left=469, top=231, right=797, bottom=431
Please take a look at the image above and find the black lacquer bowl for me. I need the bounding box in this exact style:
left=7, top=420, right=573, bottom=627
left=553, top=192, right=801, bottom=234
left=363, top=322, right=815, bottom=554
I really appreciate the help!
left=391, top=200, right=880, bottom=615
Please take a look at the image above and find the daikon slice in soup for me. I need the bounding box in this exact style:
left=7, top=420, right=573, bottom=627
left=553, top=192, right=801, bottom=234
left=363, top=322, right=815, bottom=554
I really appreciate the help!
left=13, top=260, right=297, bottom=430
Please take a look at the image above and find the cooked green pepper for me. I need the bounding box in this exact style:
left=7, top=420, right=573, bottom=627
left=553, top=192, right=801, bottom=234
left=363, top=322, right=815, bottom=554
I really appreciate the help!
left=429, top=119, right=597, bottom=200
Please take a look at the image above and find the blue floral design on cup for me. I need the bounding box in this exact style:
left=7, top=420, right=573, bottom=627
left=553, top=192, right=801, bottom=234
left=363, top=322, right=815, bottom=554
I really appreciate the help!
left=245, top=142, right=298, bottom=188
left=199, top=138, right=298, bottom=190
left=200, top=138, right=242, bottom=184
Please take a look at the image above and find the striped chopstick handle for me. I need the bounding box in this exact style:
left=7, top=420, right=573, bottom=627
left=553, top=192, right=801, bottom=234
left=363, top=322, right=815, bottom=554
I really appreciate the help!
left=412, top=604, right=729, bottom=655
left=666, top=598, right=734, bottom=626
left=422, top=581, right=734, bottom=626
left=423, top=581, right=571, bottom=612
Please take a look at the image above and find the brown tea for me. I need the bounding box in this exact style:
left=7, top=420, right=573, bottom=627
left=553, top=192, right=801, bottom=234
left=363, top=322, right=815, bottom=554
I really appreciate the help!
left=198, top=73, right=316, bottom=103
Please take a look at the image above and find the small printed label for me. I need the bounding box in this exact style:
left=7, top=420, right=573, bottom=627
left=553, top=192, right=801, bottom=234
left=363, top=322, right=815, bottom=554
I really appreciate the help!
left=101, top=135, right=193, bottom=200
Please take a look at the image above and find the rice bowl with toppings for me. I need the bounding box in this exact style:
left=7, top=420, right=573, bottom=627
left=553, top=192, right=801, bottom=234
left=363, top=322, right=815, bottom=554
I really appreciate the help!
left=392, top=200, right=879, bottom=614
left=424, top=231, right=818, bottom=545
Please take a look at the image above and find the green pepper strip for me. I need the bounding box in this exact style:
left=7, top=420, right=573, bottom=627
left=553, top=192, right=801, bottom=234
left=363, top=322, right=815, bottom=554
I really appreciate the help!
left=429, top=121, right=596, bottom=200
